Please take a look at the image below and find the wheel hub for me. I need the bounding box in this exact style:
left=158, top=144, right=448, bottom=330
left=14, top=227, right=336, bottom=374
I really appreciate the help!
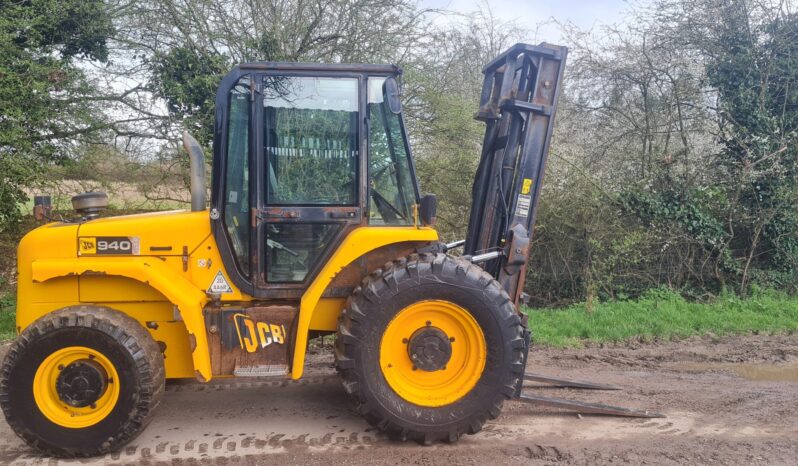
left=379, top=300, right=486, bottom=407
left=55, top=359, right=108, bottom=408
left=407, top=326, right=452, bottom=372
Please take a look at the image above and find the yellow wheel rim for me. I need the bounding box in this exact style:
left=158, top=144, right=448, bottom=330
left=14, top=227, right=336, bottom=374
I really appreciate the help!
left=379, top=300, right=486, bottom=407
left=33, top=346, right=120, bottom=429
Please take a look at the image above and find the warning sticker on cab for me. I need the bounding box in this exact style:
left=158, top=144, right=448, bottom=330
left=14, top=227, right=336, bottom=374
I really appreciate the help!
left=208, top=270, right=234, bottom=294
left=521, top=178, right=533, bottom=194
left=515, top=194, right=532, bottom=218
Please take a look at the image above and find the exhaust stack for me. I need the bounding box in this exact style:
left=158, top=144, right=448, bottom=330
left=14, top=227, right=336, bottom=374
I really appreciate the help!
left=182, top=131, right=207, bottom=212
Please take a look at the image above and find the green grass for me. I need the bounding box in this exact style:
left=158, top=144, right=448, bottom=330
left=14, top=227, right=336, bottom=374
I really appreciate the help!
left=0, top=292, right=15, bottom=341
left=2, top=286, right=797, bottom=346
left=524, top=288, right=798, bottom=347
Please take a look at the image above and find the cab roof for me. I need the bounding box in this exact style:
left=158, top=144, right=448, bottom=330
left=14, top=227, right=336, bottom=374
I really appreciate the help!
left=236, top=62, right=402, bottom=75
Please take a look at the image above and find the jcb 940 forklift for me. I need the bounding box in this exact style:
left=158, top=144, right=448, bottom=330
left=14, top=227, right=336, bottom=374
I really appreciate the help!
left=0, top=43, right=659, bottom=457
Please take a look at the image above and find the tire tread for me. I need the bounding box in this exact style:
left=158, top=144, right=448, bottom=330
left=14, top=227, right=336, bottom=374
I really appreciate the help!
left=0, top=306, right=165, bottom=458
left=334, top=253, right=524, bottom=445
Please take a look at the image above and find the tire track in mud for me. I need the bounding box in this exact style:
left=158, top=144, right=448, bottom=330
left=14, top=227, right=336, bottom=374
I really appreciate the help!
left=1, top=375, right=383, bottom=465
left=2, top=379, right=787, bottom=465
left=1, top=335, right=796, bottom=465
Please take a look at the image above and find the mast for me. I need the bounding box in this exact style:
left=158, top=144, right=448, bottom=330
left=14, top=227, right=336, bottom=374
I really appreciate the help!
left=464, top=43, right=568, bottom=306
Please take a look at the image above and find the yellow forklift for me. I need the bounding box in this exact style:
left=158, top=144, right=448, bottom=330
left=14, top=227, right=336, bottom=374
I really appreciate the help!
left=0, top=43, right=659, bottom=457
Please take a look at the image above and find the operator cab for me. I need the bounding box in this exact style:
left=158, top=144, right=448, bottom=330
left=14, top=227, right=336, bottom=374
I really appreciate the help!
left=209, top=63, right=422, bottom=299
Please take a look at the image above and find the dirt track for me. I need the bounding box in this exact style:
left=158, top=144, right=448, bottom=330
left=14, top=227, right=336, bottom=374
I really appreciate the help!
left=1, top=334, right=796, bottom=465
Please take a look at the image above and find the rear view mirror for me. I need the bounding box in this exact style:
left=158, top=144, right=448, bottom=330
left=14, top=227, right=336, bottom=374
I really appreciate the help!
left=419, top=194, right=437, bottom=226
left=383, top=77, right=402, bottom=114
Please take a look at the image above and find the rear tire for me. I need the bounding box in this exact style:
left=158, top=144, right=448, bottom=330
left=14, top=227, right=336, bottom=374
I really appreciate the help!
left=335, top=253, right=525, bottom=444
left=0, top=306, right=165, bottom=457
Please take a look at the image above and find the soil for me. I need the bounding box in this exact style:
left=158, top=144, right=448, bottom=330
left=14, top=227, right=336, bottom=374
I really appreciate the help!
left=0, top=333, right=796, bottom=465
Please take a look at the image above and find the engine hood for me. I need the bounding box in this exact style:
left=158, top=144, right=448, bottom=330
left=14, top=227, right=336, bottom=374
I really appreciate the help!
left=76, top=209, right=212, bottom=257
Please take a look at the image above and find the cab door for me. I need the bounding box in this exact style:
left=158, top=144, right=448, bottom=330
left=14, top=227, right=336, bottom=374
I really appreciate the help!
left=253, top=73, right=364, bottom=296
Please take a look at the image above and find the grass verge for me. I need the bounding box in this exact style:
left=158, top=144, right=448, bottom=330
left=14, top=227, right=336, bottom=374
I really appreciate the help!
left=2, top=284, right=797, bottom=346
left=524, top=288, right=798, bottom=347
left=0, top=292, right=15, bottom=341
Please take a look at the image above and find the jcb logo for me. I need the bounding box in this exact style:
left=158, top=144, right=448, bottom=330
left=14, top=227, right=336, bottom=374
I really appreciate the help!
left=79, top=238, right=97, bottom=254
left=233, top=313, right=286, bottom=353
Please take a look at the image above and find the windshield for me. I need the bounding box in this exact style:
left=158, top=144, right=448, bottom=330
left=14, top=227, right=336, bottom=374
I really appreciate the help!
left=367, top=78, right=417, bottom=225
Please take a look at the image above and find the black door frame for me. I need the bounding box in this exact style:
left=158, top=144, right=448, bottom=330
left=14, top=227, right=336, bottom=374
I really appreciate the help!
left=212, top=64, right=402, bottom=300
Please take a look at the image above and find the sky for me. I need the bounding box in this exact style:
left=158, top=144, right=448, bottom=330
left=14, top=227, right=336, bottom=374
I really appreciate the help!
left=419, top=0, right=639, bottom=42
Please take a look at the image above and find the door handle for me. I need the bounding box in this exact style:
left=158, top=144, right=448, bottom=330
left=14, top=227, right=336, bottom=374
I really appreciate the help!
left=329, top=210, right=359, bottom=219
left=257, top=209, right=300, bottom=219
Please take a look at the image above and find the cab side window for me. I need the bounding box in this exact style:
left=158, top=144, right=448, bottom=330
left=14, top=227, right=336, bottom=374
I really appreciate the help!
left=263, top=76, right=358, bottom=205
left=224, top=77, right=251, bottom=275
left=261, top=76, right=359, bottom=282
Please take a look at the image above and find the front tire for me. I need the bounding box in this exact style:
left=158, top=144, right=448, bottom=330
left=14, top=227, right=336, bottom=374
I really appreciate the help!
left=0, top=306, right=165, bottom=457
left=335, top=253, right=525, bottom=444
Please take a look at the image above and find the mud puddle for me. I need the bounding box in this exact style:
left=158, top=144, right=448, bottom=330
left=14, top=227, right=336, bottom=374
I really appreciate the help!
left=672, top=361, right=798, bottom=382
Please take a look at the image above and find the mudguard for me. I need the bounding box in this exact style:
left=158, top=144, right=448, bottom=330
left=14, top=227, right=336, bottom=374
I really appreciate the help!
left=30, top=257, right=212, bottom=381
left=292, top=227, right=438, bottom=379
